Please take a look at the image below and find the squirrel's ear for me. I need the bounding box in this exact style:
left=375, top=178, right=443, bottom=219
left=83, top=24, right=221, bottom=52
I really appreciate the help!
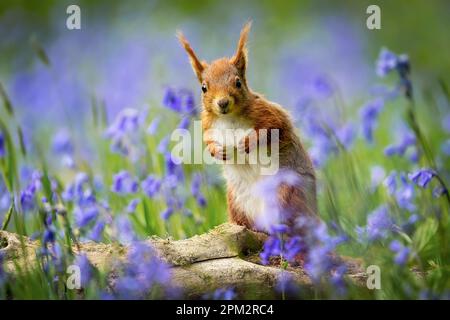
left=231, top=21, right=252, bottom=75
left=177, top=31, right=207, bottom=83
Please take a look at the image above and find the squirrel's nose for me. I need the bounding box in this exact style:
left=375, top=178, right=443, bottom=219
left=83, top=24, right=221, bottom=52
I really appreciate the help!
left=217, top=98, right=229, bottom=110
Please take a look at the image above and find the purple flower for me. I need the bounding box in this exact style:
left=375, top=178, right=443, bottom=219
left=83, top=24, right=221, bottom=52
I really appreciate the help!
left=52, top=129, right=73, bottom=155
left=111, top=171, right=138, bottom=194
left=74, top=254, right=93, bottom=287
left=395, top=174, right=416, bottom=211
left=105, top=108, right=143, bottom=139
left=254, top=169, right=302, bottom=231
left=178, top=117, right=190, bottom=130
left=104, top=108, right=146, bottom=160
left=370, top=165, right=386, bottom=189
left=141, top=175, right=161, bottom=198
left=127, top=198, right=140, bottom=213
left=313, top=76, right=333, bottom=98
left=383, top=171, right=397, bottom=195
left=62, top=172, right=91, bottom=204
left=384, top=130, right=416, bottom=158
left=366, top=205, right=394, bottom=241
left=260, top=236, right=282, bottom=265
left=389, top=240, right=410, bottom=265
left=19, top=170, right=42, bottom=211
left=146, top=117, right=161, bottom=135
left=157, top=136, right=169, bottom=154
left=360, top=98, right=384, bottom=143
left=336, top=123, right=356, bottom=150
left=163, top=87, right=197, bottom=115
left=376, top=48, right=398, bottom=77
left=330, top=264, right=348, bottom=296
left=114, top=241, right=171, bottom=299
left=43, top=227, right=56, bottom=245
left=74, top=206, right=98, bottom=228
left=304, top=245, right=332, bottom=282
left=88, top=220, right=105, bottom=242
left=208, top=287, right=236, bottom=300
left=408, top=168, right=436, bottom=188
left=275, top=272, right=300, bottom=296
left=114, top=216, right=136, bottom=245
left=160, top=207, right=174, bottom=221
left=0, top=132, right=5, bottom=158
left=191, top=173, right=207, bottom=208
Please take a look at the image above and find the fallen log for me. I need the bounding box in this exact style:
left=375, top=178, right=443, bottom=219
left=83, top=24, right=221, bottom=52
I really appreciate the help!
left=0, top=223, right=365, bottom=299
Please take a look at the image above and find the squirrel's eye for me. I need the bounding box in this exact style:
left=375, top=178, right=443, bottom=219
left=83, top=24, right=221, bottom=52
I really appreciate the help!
left=201, top=84, right=207, bottom=93
left=236, top=78, right=242, bottom=88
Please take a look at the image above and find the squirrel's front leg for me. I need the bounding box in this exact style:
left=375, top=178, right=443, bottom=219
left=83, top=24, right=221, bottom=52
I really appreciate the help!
left=205, top=139, right=230, bottom=160
left=237, top=129, right=265, bottom=154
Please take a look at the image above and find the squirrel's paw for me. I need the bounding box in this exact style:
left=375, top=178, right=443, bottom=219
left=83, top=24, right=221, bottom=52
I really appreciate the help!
left=238, top=135, right=257, bottom=154
left=210, top=143, right=230, bottom=161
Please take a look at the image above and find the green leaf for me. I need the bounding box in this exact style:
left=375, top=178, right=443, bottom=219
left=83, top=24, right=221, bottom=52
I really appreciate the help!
left=413, top=217, right=438, bottom=253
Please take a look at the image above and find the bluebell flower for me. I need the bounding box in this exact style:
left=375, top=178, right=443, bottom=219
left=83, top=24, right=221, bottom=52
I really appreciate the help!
left=408, top=168, right=436, bottom=188
left=336, top=122, right=356, bottom=150
left=157, top=136, right=169, bottom=154
left=313, top=76, right=333, bottom=98
left=111, top=171, right=138, bottom=194
left=114, top=241, right=171, bottom=299
left=389, top=240, right=410, bottom=265
left=104, top=108, right=146, bottom=160
left=43, top=227, right=56, bottom=246
left=88, top=220, right=105, bottom=242
left=52, top=129, right=73, bottom=155
left=384, top=130, right=416, bottom=158
left=208, top=287, right=236, bottom=300
left=127, top=198, right=140, bottom=213
left=74, top=254, right=93, bottom=287
left=0, top=131, right=5, bottom=158
left=360, top=98, right=384, bottom=143
left=105, top=108, right=144, bottom=139
left=433, top=186, right=447, bottom=198
left=366, top=205, right=394, bottom=241
left=178, top=116, right=190, bottom=130
left=141, top=175, right=161, bottom=198
left=260, top=236, right=282, bottom=265
left=146, top=117, right=161, bottom=135
left=191, top=173, right=207, bottom=208
left=254, top=169, right=302, bottom=231
left=163, top=87, right=197, bottom=115
left=275, top=272, right=300, bottom=296
left=395, top=174, right=416, bottom=211
left=62, top=172, right=91, bottom=204
left=383, top=171, right=397, bottom=195
left=330, top=264, right=348, bottom=296
left=74, top=206, right=99, bottom=228
left=114, top=216, right=136, bottom=245
left=304, top=245, right=332, bottom=282
left=376, top=48, right=398, bottom=77
left=19, top=170, right=42, bottom=211
left=161, top=207, right=174, bottom=221
left=370, top=165, right=385, bottom=189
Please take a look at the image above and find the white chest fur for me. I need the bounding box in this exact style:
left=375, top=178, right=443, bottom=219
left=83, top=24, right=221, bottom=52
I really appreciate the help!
left=209, top=116, right=266, bottom=224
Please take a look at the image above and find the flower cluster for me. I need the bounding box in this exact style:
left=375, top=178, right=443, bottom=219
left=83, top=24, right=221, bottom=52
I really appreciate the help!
left=112, top=241, right=172, bottom=299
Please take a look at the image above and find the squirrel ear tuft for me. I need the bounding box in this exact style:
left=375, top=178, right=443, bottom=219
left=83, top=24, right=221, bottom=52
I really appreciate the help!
left=231, top=21, right=252, bottom=75
left=177, top=31, right=206, bottom=83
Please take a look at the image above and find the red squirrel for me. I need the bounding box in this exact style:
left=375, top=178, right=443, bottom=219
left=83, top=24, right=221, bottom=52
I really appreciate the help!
left=178, top=22, right=317, bottom=234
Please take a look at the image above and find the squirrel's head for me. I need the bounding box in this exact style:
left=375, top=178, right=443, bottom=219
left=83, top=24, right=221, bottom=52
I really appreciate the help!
left=178, top=22, right=252, bottom=116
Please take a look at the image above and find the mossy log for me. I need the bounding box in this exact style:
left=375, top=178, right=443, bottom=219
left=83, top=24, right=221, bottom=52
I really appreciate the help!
left=0, top=223, right=366, bottom=299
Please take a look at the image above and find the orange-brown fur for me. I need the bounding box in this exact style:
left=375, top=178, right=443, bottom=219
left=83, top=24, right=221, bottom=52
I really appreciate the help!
left=178, top=22, right=317, bottom=232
